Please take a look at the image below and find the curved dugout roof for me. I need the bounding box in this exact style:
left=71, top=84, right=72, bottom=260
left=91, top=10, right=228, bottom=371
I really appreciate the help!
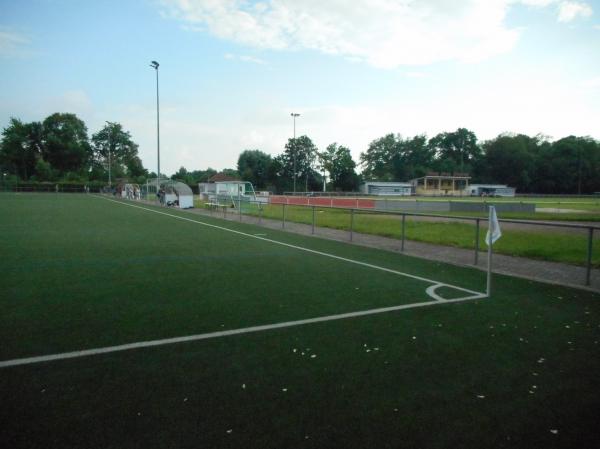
left=147, top=179, right=193, bottom=196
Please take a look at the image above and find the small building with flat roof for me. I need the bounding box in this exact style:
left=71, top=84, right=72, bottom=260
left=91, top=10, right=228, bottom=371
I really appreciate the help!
left=360, top=181, right=413, bottom=196
left=466, top=184, right=516, bottom=197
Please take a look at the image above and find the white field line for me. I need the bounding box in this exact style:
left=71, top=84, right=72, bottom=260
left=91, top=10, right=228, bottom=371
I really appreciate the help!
left=0, top=296, right=480, bottom=369
left=0, top=196, right=487, bottom=369
left=95, top=196, right=486, bottom=299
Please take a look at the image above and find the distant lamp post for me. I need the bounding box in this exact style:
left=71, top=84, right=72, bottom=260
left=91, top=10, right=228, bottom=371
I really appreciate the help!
left=291, top=112, right=300, bottom=194
left=150, top=60, right=160, bottom=186
left=106, top=121, right=112, bottom=188
left=108, top=147, right=111, bottom=188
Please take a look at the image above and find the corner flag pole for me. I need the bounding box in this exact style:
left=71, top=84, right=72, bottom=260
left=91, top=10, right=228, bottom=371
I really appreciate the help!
left=485, top=205, right=502, bottom=297
left=486, top=205, right=493, bottom=297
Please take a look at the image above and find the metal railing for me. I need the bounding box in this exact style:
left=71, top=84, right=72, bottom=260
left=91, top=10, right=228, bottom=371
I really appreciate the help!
left=227, top=200, right=598, bottom=287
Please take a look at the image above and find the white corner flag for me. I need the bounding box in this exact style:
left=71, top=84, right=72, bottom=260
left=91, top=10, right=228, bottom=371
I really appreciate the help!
left=485, top=206, right=502, bottom=246
left=485, top=205, right=501, bottom=297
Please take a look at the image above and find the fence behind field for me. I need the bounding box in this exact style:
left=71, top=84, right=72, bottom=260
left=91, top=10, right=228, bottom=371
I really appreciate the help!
left=218, top=198, right=599, bottom=289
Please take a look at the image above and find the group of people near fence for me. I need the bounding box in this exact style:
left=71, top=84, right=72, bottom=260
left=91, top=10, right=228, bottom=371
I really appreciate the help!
left=114, top=183, right=141, bottom=200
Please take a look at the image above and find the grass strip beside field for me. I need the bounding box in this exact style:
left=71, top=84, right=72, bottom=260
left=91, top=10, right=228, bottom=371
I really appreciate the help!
left=240, top=203, right=600, bottom=267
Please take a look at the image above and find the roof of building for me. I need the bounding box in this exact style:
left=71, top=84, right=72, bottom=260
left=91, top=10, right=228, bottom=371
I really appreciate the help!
left=361, top=181, right=412, bottom=186
left=208, top=173, right=238, bottom=183
left=412, top=173, right=471, bottom=181
left=469, top=184, right=510, bottom=188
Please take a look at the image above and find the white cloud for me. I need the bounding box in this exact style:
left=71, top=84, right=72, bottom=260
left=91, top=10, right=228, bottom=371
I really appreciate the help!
left=224, top=53, right=267, bottom=64
left=557, top=1, right=593, bottom=22
left=0, top=28, right=29, bottom=57
left=517, top=0, right=556, bottom=7
left=160, top=0, right=592, bottom=68
left=516, top=0, right=594, bottom=22
left=404, top=71, right=428, bottom=79
left=239, top=55, right=266, bottom=64
left=581, top=76, right=600, bottom=89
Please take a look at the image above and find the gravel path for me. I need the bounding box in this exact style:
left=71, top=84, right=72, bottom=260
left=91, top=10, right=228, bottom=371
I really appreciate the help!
left=189, top=206, right=599, bottom=293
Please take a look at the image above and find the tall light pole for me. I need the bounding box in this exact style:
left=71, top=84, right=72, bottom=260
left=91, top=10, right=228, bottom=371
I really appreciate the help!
left=108, top=144, right=112, bottom=188
left=106, top=121, right=112, bottom=188
left=291, top=112, right=300, bottom=194
left=150, top=60, right=160, bottom=186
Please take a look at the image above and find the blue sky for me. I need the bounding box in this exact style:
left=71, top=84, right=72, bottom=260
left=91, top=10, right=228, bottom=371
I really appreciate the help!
left=1, top=0, right=599, bottom=176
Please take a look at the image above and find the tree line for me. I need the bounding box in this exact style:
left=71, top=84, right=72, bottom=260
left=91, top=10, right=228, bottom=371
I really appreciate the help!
left=2, top=113, right=599, bottom=194
left=360, top=129, right=600, bottom=194
left=206, top=129, right=599, bottom=194
left=0, top=113, right=147, bottom=185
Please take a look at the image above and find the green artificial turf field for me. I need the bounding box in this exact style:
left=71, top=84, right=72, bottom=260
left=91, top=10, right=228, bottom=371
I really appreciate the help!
left=1, top=193, right=600, bottom=449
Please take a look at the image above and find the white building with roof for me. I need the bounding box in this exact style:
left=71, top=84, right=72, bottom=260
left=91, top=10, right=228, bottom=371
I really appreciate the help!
left=360, top=181, right=413, bottom=196
left=466, top=184, right=516, bottom=197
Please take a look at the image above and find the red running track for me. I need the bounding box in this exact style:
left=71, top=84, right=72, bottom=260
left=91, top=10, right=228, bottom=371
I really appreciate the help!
left=270, top=195, right=375, bottom=209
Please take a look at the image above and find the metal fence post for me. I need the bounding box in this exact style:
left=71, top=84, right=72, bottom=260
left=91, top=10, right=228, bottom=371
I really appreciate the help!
left=474, top=218, right=480, bottom=265
left=401, top=214, right=406, bottom=252
left=282, top=203, right=286, bottom=229
left=586, top=227, right=594, bottom=286
left=259, top=204, right=263, bottom=225
left=350, top=209, right=354, bottom=242
left=312, top=206, right=315, bottom=235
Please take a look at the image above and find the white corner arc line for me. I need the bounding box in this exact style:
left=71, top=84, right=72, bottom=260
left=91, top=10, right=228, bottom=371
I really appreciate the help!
left=0, top=296, right=482, bottom=369
left=425, top=284, right=485, bottom=302
left=426, top=284, right=447, bottom=302
left=0, top=197, right=487, bottom=369
left=94, top=196, right=486, bottom=299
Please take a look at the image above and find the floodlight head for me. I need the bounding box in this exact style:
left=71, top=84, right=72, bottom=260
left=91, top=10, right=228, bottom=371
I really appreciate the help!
left=150, top=61, right=159, bottom=69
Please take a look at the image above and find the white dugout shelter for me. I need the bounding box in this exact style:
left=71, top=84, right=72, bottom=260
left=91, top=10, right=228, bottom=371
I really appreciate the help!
left=145, top=179, right=194, bottom=209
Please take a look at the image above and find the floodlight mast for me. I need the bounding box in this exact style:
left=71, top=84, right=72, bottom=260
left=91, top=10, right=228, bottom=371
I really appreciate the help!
left=150, top=60, right=160, bottom=189
left=291, top=112, right=300, bottom=194
left=106, top=121, right=112, bottom=188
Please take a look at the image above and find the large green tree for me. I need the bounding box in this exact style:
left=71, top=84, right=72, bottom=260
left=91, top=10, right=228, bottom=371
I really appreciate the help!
left=479, top=134, right=543, bottom=192
left=279, top=135, right=321, bottom=192
left=544, top=136, right=600, bottom=194
left=394, top=135, right=434, bottom=181
left=41, top=113, right=92, bottom=175
left=237, top=150, right=272, bottom=188
left=0, top=118, right=43, bottom=180
left=429, top=128, right=481, bottom=174
left=360, top=134, right=434, bottom=181
left=321, top=143, right=359, bottom=191
left=360, top=133, right=398, bottom=181
left=92, top=121, right=145, bottom=182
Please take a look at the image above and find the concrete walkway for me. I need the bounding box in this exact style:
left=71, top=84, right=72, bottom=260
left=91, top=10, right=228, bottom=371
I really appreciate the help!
left=191, top=206, right=599, bottom=293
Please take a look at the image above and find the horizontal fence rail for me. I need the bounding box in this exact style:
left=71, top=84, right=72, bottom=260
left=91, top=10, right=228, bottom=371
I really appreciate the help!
left=229, top=199, right=598, bottom=288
